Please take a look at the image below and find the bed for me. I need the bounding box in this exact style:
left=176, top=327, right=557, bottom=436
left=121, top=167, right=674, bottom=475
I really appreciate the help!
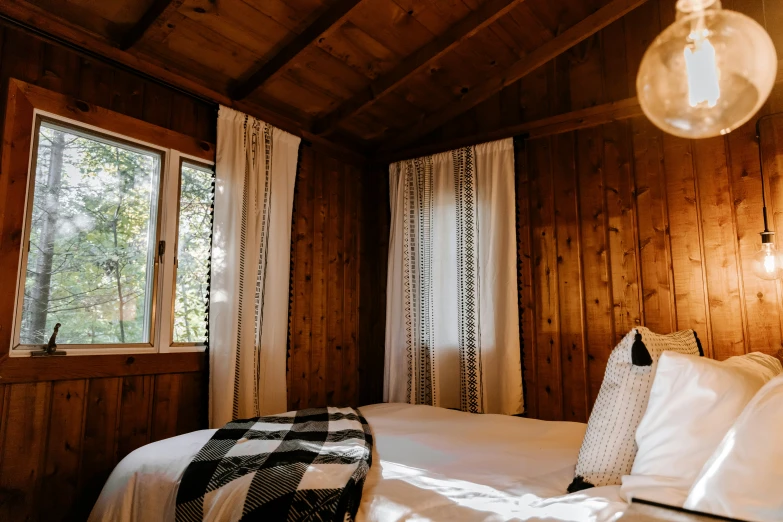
left=89, top=403, right=628, bottom=522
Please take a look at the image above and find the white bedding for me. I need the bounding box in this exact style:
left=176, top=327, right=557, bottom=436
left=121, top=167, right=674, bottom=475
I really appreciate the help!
left=89, top=403, right=627, bottom=522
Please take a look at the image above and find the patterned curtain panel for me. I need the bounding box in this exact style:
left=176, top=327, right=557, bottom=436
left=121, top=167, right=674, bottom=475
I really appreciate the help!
left=385, top=139, right=523, bottom=415
left=209, top=106, right=301, bottom=427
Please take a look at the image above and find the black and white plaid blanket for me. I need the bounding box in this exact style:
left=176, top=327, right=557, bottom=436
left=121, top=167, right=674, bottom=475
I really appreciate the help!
left=175, top=407, right=373, bottom=522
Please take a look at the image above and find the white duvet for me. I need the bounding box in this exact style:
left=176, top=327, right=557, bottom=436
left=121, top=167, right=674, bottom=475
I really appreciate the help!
left=89, top=403, right=627, bottom=522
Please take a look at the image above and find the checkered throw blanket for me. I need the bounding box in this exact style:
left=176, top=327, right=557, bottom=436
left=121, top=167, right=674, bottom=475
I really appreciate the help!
left=175, top=407, right=373, bottom=522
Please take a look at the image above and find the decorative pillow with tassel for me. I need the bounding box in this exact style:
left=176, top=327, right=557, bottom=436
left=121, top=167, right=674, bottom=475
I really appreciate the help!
left=567, top=327, right=703, bottom=493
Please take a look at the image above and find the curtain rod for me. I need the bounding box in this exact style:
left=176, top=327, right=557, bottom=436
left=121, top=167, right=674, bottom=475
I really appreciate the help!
left=374, top=132, right=529, bottom=166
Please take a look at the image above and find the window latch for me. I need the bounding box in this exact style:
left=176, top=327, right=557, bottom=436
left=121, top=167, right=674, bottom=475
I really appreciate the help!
left=158, top=240, right=166, bottom=263
left=31, top=323, right=66, bottom=357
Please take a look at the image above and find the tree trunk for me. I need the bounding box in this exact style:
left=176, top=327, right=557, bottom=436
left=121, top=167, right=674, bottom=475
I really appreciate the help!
left=182, top=292, right=193, bottom=342
left=28, top=132, right=65, bottom=343
left=113, top=147, right=126, bottom=343
left=113, top=200, right=126, bottom=343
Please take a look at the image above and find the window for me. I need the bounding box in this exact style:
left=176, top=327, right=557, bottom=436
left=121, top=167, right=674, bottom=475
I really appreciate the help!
left=172, top=162, right=214, bottom=344
left=20, top=121, right=162, bottom=346
left=12, top=112, right=214, bottom=355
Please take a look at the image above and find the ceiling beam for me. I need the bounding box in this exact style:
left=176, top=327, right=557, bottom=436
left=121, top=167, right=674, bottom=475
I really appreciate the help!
left=0, top=4, right=369, bottom=164
left=377, top=97, right=643, bottom=163
left=232, top=0, right=363, bottom=100
left=381, top=0, right=650, bottom=153
left=312, top=0, right=525, bottom=135
left=119, top=0, right=184, bottom=50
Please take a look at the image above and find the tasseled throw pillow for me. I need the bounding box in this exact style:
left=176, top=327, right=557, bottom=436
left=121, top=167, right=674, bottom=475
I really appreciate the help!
left=567, top=327, right=703, bottom=493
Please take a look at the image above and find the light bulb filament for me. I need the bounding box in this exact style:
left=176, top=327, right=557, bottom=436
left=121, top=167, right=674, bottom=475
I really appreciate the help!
left=764, top=252, right=777, bottom=273
left=684, top=30, right=720, bottom=108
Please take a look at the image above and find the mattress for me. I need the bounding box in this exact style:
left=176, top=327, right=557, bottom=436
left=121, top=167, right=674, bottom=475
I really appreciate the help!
left=89, top=403, right=628, bottom=522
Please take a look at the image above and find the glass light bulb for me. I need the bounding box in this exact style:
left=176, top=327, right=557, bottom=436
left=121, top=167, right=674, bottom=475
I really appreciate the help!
left=753, top=241, right=783, bottom=280
left=637, top=0, right=777, bottom=139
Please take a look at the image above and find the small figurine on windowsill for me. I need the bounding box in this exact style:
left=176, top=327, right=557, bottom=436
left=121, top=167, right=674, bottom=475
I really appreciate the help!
left=31, top=323, right=67, bottom=357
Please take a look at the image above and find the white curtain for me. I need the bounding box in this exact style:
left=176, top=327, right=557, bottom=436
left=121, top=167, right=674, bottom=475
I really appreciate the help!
left=385, top=139, right=523, bottom=415
left=209, top=105, right=300, bottom=427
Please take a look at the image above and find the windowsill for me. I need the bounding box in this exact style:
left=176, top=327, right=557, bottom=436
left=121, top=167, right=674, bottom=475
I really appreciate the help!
left=0, top=350, right=207, bottom=383
left=9, top=344, right=206, bottom=357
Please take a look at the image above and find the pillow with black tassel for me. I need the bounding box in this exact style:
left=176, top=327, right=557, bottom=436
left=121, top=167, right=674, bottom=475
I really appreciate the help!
left=567, top=327, right=703, bottom=494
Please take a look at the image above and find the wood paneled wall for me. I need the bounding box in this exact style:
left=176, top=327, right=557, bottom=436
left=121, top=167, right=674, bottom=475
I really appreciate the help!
left=0, top=22, right=213, bottom=521
left=0, top=373, right=205, bottom=521
left=509, top=0, right=783, bottom=421
left=287, top=146, right=361, bottom=410
left=287, top=147, right=387, bottom=411
left=517, top=116, right=783, bottom=422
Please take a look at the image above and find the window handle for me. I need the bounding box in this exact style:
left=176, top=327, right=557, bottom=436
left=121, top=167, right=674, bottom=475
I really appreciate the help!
left=158, top=240, right=166, bottom=263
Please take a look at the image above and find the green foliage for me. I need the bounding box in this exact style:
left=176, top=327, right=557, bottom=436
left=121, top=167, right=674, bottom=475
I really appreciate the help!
left=20, top=123, right=212, bottom=346
left=173, top=163, right=212, bottom=344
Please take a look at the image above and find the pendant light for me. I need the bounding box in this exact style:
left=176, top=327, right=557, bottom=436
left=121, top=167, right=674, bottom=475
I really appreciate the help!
left=636, top=0, right=777, bottom=139
left=753, top=117, right=783, bottom=280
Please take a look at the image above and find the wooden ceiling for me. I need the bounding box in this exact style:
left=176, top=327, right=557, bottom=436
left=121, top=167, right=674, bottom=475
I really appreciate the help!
left=0, top=0, right=648, bottom=156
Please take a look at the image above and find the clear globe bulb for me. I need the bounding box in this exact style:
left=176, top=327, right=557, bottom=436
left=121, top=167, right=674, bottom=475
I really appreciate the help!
left=753, top=240, right=783, bottom=280
left=636, top=0, right=777, bottom=139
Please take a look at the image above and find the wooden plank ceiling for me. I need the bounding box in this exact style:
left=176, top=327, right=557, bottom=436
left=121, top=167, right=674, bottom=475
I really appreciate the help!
left=0, top=0, right=647, bottom=156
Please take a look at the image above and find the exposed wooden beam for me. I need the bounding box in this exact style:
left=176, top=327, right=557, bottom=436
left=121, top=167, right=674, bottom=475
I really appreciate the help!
left=232, top=0, right=363, bottom=100
left=312, top=0, right=525, bottom=135
left=381, top=0, right=650, bottom=152
left=376, top=97, right=644, bottom=163
left=119, top=0, right=184, bottom=50
left=0, top=3, right=369, bottom=164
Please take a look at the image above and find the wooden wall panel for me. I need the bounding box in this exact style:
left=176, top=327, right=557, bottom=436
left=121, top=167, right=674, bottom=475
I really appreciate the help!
left=632, top=117, right=675, bottom=333
left=287, top=147, right=383, bottom=411
left=603, top=121, right=641, bottom=343
left=727, top=119, right=782, bottom=358
left=150, top=374, right=183, bottom=443
left=660, top=133, right=711, bottom=355
left=528, top=138, right=562, bottom=420
left=326, top=156, right=346, bottom=407
left=0, top=372, right=206, bottom=521
left=76, top=378, right=122, bottom=521
left=41, top=380, right=87, bottom=519
left=692, top=137, right=747, bottom=360
left=116, top=376, right=154, bottom=462
left=0, top=382, right=51, bottom=521
left=515, top=140, right=538, bottom=420
left=358, top=162, right=390, bottom=409
left=552, top=133, right=588, bottom=423
left=516, top=114, right=783, bottom=420
left=577, top=126, right=616, bottom=411
left=289, top=145, right=314, bottom=410
left=0, top=25, right=212, bottom=521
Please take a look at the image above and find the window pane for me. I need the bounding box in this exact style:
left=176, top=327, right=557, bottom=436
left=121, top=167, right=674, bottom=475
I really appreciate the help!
left=172, top=162, right=213, bottom=343
left=20, top=121, right=161, bottom=345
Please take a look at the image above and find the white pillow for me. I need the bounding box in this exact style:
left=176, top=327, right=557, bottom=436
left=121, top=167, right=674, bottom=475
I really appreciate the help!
left=621, top=351, right=782, bottom=506
left=568, top=327, right=702, bottom=492
left=684, top=373, right=783, bottom=521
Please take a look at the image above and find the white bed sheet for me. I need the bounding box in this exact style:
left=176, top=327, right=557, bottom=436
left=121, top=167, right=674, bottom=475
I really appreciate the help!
left=89, top=403, right=627, bottom=522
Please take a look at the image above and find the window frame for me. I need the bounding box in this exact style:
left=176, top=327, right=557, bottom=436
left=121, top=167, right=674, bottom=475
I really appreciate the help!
left=169, top=158, right=215, bottom=348
left=3, top=79, right=215, bottom=358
